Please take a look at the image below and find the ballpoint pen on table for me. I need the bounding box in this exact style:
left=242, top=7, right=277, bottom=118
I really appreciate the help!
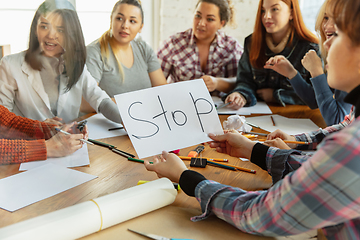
left=55, top=127, right=94, bottom=145
left=128, top=228, right=193, bottom=240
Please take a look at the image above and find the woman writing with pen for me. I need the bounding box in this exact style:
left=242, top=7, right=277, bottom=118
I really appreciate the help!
left=0, top=105, right=87, bottom=165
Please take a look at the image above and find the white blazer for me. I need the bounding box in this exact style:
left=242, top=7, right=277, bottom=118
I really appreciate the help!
left=0, top=52, right=110, bottom=123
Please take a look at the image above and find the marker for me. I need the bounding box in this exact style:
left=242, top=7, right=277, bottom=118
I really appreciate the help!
left=55, top=127, right=94, bottom=145
left=137, top=180, right=180, bottom=191
left=112, top=148, right=133, bottom=158
left=88, top=138, right=116, bottom=149
left=108, top=127, right=124, bottom=131
left=128, top=157, right=153, bottom=164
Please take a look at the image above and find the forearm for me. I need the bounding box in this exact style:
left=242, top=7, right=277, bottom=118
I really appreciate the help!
left=311, top=76, right=352, bottom=125
left=289, top=73, right=318, bottom=109
left=0, top=139, right=47, bottom=165
left=215, top=77, right=236, bottom=93
left=98, top=98, right=122, bottom=124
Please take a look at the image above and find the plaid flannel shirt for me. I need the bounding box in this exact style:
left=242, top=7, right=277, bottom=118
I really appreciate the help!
left=180, top=88, right=360, bottom=239
left=188, top=117, right=360, bottom=239
left=157, top=28, right=243, bottom=83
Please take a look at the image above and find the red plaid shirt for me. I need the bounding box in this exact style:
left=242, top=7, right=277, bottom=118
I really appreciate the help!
left=157, top=28, right=243, bottom=83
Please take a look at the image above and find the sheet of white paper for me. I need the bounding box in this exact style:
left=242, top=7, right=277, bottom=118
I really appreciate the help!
left=246, top=115, right=319, bottom=135
left=114, top=80, right=224, bottom=158
left=19, top=145, right=89, bottom=171
left=86, top=113, right=127, bottom=140
left=0, top=163, right=97, bottom=212
left=212, top=96, right=272, bottom=115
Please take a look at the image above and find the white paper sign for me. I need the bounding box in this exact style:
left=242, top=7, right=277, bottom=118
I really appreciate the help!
left=114, top=80, right=223, bottom=158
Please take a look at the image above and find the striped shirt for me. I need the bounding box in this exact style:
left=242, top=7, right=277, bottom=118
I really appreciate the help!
left=157, top=28, right=243, bottom=83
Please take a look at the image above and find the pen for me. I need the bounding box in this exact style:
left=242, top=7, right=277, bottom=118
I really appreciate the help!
left=178, top=156, right=228, bottom=162
left=55, top=128, right=94, bottom=145
left=108, top=127, right=124, bottom=131
left=128, top=157, right=153, bottom=164
left=245, top=121, right=260, bottom=128
left=207, top=160, right=256, bottom=174
left=216, top=102, right=231, bottom=110
left=270, top=116, right=276, bottom=126
left=244, top=131, right=268, bottom=136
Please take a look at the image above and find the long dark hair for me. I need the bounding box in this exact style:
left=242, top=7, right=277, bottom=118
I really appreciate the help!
left=25, top=0, right=86, bottom=92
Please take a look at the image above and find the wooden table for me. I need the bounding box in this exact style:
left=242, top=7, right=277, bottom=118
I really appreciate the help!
left=0, top=104, right=326, bottom=239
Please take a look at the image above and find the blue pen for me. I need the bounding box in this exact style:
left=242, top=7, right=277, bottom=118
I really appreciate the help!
left=128, top=229, right=193, bottom=240
left=55, top=127, right=94, bottom=145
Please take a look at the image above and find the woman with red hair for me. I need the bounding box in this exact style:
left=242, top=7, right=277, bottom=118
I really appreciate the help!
left=224, top=0, right=318, bottom=109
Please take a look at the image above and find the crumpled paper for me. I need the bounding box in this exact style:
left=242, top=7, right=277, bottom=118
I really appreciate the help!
left=223, top=115, right=252, bottom=132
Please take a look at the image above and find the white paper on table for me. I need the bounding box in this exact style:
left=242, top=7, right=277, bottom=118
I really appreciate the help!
left=86, top=113, right=127, bottom=140
left=0, top=163, right=97, bottom=212
left=114, top=80, right=223, bottom=158
left=246, top=114, right=319, bottom=135
left=212, top=96, right=272, bottom=115
left=19, top=144, right=89, bottom=171
left=0, top=178, right=176, bottom=240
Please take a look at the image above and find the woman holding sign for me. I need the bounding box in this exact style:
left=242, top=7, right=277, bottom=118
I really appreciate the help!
left=157, top=0, right=243, bottom=95
left=145, top=0, right=360, bottom=237
left=86, top=0, right=167, bottom=99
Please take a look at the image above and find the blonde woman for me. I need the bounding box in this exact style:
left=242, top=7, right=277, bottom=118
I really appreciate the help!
left=86, top=0, right=167, bottom=98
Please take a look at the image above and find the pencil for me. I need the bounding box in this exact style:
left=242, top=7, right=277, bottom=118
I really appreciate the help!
left=260, top=140, right=309, bottom=145
left=270, top=116, right=276, bottom=126
left=282, top=140, right=309, bottom=144
left=206, top=161, right=237, bottom=171
left=207, top=160, right=256, bottom=174
left=244, top=131, right=268, bottom=137
left=178, top=156, right=228, bottom=162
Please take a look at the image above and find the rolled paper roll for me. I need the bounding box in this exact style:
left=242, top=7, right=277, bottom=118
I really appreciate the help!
left=0, top=178, right=177, bottom=240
